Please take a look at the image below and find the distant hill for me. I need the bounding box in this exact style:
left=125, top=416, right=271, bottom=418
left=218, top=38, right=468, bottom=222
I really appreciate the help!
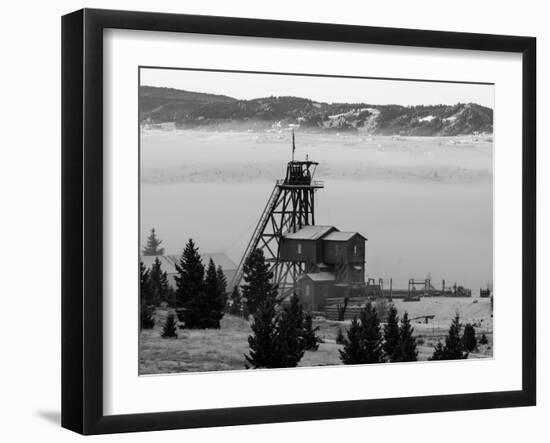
left=140, top=86, right=493, bottom=136
left=139, top=86, right=236, bottom=122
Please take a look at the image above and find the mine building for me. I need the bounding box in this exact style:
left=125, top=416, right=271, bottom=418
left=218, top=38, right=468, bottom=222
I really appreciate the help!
left=231, top=131, right=367, bottom=311
left=279, top=225, right=367, bottom=311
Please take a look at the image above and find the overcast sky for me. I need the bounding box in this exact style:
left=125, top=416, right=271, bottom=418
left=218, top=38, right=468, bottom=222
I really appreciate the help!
left=140, top=68, right=494, bottom=108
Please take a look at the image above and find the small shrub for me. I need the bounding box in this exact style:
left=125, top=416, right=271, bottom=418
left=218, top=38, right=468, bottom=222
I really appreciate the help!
left=479, top=333, right=489, bottom=345
left=161, top=312, right=178, bottom=338
left=140, top=305, right=155, bottom=330
left=417, top=338, right=425, bottom=346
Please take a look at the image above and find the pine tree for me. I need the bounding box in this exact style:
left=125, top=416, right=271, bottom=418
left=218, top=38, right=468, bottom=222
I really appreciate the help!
left=394, top=312, right=418, bottom=362
left=244, top=294, right=279, bottom=368
left=429, top=314, right=468, bottom=360
left=229, top=285, right=242, bottom=316
left=216, top=266, right=227, bottom=302
left=445, top=314, right=468, bottom=359
left=161, top=312, right=178, bottom=338
left=142, top=228, right=165, bottom=256
left=479, top=333, right=489, bottom=345
left=241, top=249, right=278, bottom=316
left=139, top=260, right=154, bottom=306
left=339, top=317, right=365, bottom=364
left=164, top=285, right=177, bottom=308
left=216, top=265, right=228, bottom=316
left=462, top=323, right=477, bottom=352
left=274, top=294, right=307, bottom=367
left=149, top=257, right=170, bottom=306
left=336, top=328, right=345, bottom=345
left=359, top=302, right=384, bottom=363
left=430, top=341, right=446, bottom=360
left=174, top=239, right=205, bottom=328
left=139, top=260, right=156, bottom=329
left=375, top=297, right=390, bottom=322
left=302, top=313, right=321, bottom=351
left=383, top=304, right=400, bottom=360
left=203, top=259, right=225, bottom=328
left=339, top=302, right=384, bottom=365
left=140, top=304, right=155, bottom=330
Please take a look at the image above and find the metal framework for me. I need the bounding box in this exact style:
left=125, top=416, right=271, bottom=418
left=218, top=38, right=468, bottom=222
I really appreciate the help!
left=407, top=278, right=431, bottom=296
left=232, top=134, right=324, bottom=295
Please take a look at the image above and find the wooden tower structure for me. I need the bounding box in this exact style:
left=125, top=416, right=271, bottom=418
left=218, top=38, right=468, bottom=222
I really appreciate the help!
left=232, top=132, right=324, bottom=295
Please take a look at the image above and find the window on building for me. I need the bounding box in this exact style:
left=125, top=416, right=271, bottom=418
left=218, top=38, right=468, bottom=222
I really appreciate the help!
left=305, top=284, right=311, bottom=297
left=354, top=245, right=358, bottom=255
left=297, top=243, right=302, bottom=254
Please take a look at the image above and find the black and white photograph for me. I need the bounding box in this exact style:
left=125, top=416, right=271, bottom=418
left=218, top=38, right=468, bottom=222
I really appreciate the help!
left=138, top=68, right=494, bottom=374
left=0, top=0, right=545, bottom=439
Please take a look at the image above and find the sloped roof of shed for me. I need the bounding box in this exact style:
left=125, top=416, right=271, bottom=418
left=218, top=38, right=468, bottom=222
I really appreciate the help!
left=283, top=225, right=336, bottom=240
left=322, top=231, right=367, bottom=242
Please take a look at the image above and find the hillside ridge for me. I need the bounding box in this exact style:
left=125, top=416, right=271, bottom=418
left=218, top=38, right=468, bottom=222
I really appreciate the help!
left=140, top=85, right=493, bottom=136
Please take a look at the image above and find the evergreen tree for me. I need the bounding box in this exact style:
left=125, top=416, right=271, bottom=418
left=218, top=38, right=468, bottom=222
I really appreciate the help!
left=444, top=314, right=468, bottom=359
left=383, top=304, right=400, bottom=360
left=174, top=239, right=205, bottom=328
left=479, top=333, right=489, bottom=345
left=274, top=295, right=307, bottom=367
left=149, top=257, right=170, bottom=306
left=216, top=265, right=228, bottom=316
left=164, top=285, right=177, bottom=308
left=161, top=312, right=178, bottom=338
left=430, top=341, right=446, bottom=360
left=139, top=260, right=156, bottom=329
left=242, top=301, right=250, bottom=320
left=339, top=317, right=365, bottom=364
left=241, top=249, right=278, bottom=316
left=229, top=285, right=242, bottom=316
left=336, top=328, right=345, bottom=345
left=462, top=323, right=477, bottom=352
left=302, top=313, right=321, bottom=351
left=142, top=228, right=165, bottom=256
left=393, top=312, right=418, bottom=362
left=359, top=302, right=384, bottom=363
left=216, top=265, right=227, bottom=302
left=339, top=302, right=384, bottom=364
left=140, top=304, right=155, bottom=330
left=429, top=314, right=468, bottom=360
left=139, top=260, right=154, bottom=305
left=375, top=297, right=390, bottom=322
left=244, top=294, right=279, bottom=368
left=203, top=259, right=225, bottom=328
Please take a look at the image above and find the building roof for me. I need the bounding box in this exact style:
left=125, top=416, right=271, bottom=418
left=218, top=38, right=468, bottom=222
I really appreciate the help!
left=301, top=271, right=336, bottom=282
left=322, top=231, right=367, bottom=242
left=140, top=255, right=176, bottom=272
left=283, top=225, right=336, bottom=241
left=141, top=252, right=237, bottom=274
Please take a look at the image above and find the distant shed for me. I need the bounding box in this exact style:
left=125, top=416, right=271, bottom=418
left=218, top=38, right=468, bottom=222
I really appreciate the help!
left=140, top=252, right=237, bottom=289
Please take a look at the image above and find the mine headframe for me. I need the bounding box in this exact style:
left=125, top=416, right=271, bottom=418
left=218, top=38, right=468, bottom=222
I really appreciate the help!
left=231, top=132, right=324, bottom=296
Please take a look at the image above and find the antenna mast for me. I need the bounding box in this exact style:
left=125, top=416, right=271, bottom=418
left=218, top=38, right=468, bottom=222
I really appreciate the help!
left=292, top=129, right=295, bottom=161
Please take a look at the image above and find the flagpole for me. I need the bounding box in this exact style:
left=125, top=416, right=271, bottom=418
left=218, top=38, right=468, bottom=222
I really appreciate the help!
left=292, top=129, right=295, bottom=162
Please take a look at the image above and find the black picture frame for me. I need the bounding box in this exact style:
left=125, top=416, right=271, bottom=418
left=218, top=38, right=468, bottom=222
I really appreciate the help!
left=61, top=8, right=536, bottom=435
